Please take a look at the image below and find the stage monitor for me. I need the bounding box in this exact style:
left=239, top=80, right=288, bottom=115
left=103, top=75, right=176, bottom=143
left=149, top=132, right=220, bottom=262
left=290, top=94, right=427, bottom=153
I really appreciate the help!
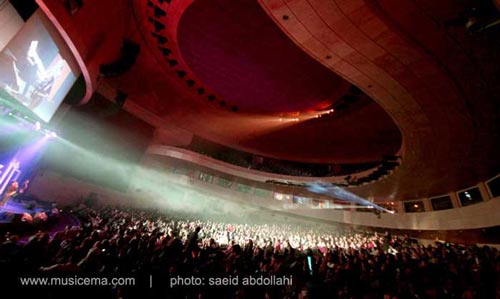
left=0, top=10, right=79, bottom=122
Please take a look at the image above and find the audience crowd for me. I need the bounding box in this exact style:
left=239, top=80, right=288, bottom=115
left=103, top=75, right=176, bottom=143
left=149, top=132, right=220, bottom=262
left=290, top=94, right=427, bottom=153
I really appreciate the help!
left=0, top=203, right=498, bottom=299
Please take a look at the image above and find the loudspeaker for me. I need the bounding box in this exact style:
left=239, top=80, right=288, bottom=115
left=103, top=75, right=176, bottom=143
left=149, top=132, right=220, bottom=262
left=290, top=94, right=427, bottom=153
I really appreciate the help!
left=99, top=40, right=140, bottom=77
left=98, top=90, right=127, bottom=118
left=115, top=90, right=128, bottom=108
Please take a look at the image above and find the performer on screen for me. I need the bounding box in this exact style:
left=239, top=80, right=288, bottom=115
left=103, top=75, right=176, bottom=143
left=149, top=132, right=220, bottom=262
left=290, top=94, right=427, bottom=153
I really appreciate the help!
left=28, top=62, right=61, bottom=109
left=1, top=40, right=65, bottom=109
left=0, top=41, right=43, bottom=103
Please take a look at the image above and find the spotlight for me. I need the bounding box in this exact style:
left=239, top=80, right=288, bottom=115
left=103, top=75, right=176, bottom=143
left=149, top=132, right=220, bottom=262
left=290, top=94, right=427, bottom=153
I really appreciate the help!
left=45, top=131, right=57, bottom=138
left=158, top=46, right=171, bottom=56
left=34, top=121, right=41, bottom=131
left=154, top=6, right=166, bottom=18
left=148, top=17, right=165, bottom=31
left=151, top=32, right=167, bottom=44
left=176, top=70, right=186, bottom=78
left=167, top=59, right=178, bottom=67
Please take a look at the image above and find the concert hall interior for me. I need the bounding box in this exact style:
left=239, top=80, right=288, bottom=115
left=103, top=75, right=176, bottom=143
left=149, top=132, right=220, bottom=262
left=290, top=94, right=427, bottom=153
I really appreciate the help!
left=0, top=0, right=499, bottom=298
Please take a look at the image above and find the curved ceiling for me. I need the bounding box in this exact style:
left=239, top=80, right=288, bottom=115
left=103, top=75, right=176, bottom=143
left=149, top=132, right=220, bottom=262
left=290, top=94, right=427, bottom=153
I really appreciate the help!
left=47, top=0, right=498, bottom=200
left=124, top=0, right=403, bottom=164
left=256, top=0, right=499, bottom=200
left=238, top=97, right=401, bottom=163
left=177, top=0, right=351, bottom=114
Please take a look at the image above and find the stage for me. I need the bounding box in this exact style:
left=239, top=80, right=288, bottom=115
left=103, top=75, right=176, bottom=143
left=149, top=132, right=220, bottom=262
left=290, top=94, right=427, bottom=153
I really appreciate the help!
left=0, top=196, right=79, bottom=238
left=0, top=199, right=51, bottom=222
left=0, top=195, right=54, bottom=222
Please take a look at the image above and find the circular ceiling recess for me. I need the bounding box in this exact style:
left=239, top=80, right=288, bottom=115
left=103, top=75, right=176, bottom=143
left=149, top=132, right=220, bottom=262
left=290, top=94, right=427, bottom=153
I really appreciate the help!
left=175, top=0, right=402, bottom=163
left=177, top=0, right=353, bottom=114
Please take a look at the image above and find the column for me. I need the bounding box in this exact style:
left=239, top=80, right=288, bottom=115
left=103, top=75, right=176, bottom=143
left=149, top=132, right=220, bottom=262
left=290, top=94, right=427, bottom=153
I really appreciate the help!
left=449, top=191, right=461, bottom=208
left=477, top=182, right=491, bottom=201
left=422, top=198, right=432, bottom=211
